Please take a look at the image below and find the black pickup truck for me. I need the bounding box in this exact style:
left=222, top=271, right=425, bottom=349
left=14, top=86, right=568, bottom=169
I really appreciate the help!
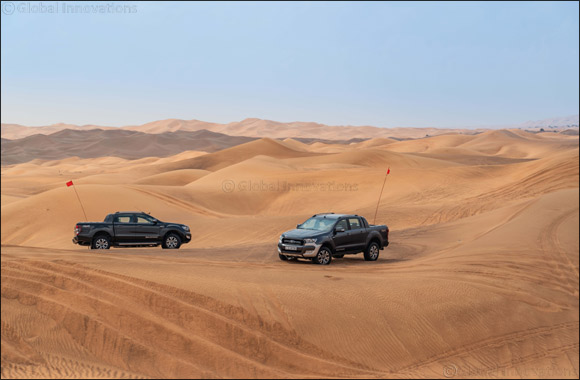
left=73, top=212, right=192, bottom=250
left=277, top=213, right=389, bottom=265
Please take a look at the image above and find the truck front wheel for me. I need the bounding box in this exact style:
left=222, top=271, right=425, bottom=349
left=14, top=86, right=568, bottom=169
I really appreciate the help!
left=92, top=235, right=111, bottom=250
left=314, top=247, right=332, bottom=265
left=163, top=233, right=181, bottom=249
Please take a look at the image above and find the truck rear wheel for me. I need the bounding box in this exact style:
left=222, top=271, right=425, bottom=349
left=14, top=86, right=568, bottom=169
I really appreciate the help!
left=92, top=235, right=111, bottom=250
left=314, top=247, right=332, bottom=265
left=162, top=233, right=181, bottom=249
left=364, top=242, right=380, bottom=261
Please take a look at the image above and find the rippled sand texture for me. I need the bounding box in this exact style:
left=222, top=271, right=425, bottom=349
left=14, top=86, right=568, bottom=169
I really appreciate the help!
left=2, top=128, right=578, bottom=378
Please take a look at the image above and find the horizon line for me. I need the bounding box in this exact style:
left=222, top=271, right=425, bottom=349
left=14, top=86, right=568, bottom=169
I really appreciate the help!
left=2, top=114, right=579, bottom=130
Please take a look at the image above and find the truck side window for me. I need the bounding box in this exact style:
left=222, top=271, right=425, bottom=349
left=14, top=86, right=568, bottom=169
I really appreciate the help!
left=335, top=219, right=348, bottom=231
left=348, top=218, right=362, bottom=230
left=115, top=216, right=131, bottom=223
left=136, top=216, right=153, bottom=224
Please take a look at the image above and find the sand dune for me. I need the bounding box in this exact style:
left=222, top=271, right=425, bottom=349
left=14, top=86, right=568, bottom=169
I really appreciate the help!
left=0, top=129, right=254, bottom=165
left=133, top=169, right=210, bottom=186
left=4, top=116, right=578, bottom=143
left=0, top=124, right=117, bottom=140
left=1, top=132, right=577, bottom=247
left=386, top=129, right=579, bottom=160
left=124, top=117, right=459, bottom=139
left=351, top=137, right=397, bottom=148
left=124, top=118, right=222, bottom=134
left=1, top=128, right=578, bottom=378
left=458, top=129, right=578, bottom=158
left=0, top=194, right=25, bottom=206
left=151, top=138, right=317, bottom=173
left=2, top=118, right=486, bottom=141
left=279, top=138, right=311, bottom=152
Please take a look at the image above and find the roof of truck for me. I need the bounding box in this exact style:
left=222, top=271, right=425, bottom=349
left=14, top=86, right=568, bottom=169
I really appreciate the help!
left=311, top=213, right=362, bottom=219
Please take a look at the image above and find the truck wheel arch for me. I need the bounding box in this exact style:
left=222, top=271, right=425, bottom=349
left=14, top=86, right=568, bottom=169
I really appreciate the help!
left=367, top=237, right=381, bottom=250
left=163, top=230, right=184, bottom=241
left=320, top=242, right=335, bottom=254
left=93, top=231, right=112, bottom=241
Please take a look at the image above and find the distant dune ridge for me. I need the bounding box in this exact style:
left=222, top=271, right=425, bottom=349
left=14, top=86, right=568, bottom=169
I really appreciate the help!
left=0, top=122, right=118, bottom=139
left=2, top=115, right=578, bottom=141
left=0, top=129, right=256, bottom=165
left=1, top=118, right=579, bottom=378
left=2, top=115, right=578, bottom=166
left=2, top=118, right=475, bottom=140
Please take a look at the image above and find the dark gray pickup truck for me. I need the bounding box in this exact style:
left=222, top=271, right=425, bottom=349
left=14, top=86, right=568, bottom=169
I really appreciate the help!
left=277, top=213, right=389, bottom=265
left=73, top=212, right=191, bottom=250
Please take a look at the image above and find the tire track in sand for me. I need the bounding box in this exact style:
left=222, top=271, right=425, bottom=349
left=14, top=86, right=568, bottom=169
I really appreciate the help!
left=2, top=259, right=385, bottom=378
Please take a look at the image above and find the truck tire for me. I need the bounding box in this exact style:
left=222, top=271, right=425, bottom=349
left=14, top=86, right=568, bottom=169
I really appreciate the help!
left=92, top=235, right=111, bottom=250
left=314, top=247, right=332, bottom=265
left=163, top=233, right=181, bottom=249
left=279, top=253, right=288, bottom=261
left=364, top=242, right=380, bottom=261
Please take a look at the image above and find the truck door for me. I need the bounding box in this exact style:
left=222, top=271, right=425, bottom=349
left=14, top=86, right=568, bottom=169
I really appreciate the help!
left=331, top=219, right=351, bottom=254
left=347, top=217, right=368, bottom=252
left=134, top=214, right=162, bottom=242
left=113, top=214, right=134, bottom=242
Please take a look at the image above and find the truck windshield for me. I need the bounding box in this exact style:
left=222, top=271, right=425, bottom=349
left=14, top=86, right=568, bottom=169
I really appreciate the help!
left=298, top=217, right=336, bottom=231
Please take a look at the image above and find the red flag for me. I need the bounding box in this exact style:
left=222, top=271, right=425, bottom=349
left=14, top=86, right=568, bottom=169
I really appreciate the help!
left=66, top=180, right=73, bottom=187
left=387, top=168, right=390, bottom=175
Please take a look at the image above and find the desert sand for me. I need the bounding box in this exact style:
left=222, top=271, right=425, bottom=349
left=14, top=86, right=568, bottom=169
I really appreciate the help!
left=1, top=126, right=578, bottom=378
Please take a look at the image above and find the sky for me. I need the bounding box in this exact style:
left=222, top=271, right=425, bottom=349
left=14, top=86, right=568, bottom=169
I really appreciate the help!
left=1, top=1, right=578, bottom=128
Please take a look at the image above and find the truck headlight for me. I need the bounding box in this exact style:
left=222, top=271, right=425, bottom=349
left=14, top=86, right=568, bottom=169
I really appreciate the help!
left=181, top=225, right=190, bottom=232
left=279, top=235, right=284, bottom=243
left=303, top=238, right=317, bottom=244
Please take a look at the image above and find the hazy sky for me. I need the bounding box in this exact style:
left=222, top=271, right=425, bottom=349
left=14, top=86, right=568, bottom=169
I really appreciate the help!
left=1, top=1, right=578, bottom=128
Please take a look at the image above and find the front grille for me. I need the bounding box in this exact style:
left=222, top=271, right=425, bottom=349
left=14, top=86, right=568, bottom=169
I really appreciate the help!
left=282, top=238, right=303, bottom=245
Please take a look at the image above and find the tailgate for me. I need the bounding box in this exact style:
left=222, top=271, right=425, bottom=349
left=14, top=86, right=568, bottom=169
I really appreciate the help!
left=375, top=225, right=389, bottom=241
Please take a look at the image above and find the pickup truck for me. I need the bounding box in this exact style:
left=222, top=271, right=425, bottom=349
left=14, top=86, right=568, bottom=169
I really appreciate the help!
left=277, top=213, right=389, bottom=265
left=73, top=212, right=192, bottom=250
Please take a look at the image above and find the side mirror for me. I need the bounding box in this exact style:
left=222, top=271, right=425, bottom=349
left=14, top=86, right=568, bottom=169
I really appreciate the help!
left=334, top=227, right=346, bottom=233
left=296, top=224, right=301, bottom=229
left=153, top=220, right=158, bottom=225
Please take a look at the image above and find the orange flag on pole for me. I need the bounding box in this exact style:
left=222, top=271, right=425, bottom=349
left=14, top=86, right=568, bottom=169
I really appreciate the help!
left=66, top=180, right=87, bottom=220
left=373, top=168, right=390, bottom=224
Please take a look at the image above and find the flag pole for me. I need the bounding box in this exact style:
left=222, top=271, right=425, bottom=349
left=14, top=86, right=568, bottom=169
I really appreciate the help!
left=70, top=182, right=88, bottom=221
left=373, top=168, right=390, bottom=225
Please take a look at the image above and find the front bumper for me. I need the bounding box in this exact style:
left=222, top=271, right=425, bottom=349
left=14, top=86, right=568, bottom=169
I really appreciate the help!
left=182, top=233, right=192, bottom=244
left=277, top=242, right=322, bottom=258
